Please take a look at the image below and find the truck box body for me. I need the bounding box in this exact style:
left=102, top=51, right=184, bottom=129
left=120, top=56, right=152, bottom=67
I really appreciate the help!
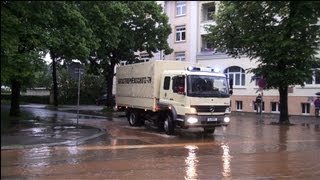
left=116, top=60, right=191, bottom=110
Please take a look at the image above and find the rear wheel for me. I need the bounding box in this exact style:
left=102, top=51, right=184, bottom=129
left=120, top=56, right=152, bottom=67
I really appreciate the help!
left=203, top=127, right=215, bottom=134
left=164, top=113, right=174, bottom=135
left=128, top=111, right=141, bottom=126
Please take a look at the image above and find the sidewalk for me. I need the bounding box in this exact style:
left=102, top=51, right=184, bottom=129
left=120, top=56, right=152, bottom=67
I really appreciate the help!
left=1, top=105, right=106, bottom=150
left=1, top=124, right=105, bottom=150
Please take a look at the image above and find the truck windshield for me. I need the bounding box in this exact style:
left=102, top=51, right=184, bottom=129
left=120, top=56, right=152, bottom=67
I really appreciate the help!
left=187, top=75, right=229, bottom=97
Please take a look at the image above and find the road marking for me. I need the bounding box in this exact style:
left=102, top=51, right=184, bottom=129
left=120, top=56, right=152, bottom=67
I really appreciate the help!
left=58, top=142, right=219, bottom=151
left=51, top=139, right=320, bottom=152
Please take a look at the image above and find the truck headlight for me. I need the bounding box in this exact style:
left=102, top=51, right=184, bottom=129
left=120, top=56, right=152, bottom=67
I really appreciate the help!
left=187, top=117, right=198, bottom=124
left=224, top=116, right=230, bottom=123
left=225, top=107, right=231, bottom=113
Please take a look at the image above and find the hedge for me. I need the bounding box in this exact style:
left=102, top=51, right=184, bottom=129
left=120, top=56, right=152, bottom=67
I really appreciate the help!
left=1, top=94, right=50, bottom=104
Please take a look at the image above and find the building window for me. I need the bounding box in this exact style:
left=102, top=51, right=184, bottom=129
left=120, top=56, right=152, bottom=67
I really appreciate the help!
left=301, top=103, right=310, bottom=115
left=201, top=35, right=214, bottom=52
left=176, top=26, right=186, bottom=42
left=140, top=53, right=150, bottom=62
left=305, top=69, right=320, bottom=85
left=175, top=52, right=185, bottom=61
left=236, top=101, right=243, bottom=111
left=176, top=1, right=186, bottom=16
left=200, top=35, right=225, bottom=53
left=224, top=66, right=246, bottom=87
left=202, top=3, right=215, bottom=21
left=271, top=102, right=280, bottom=113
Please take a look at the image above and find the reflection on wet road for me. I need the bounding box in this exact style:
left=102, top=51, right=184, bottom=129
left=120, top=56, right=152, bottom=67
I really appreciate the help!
left=221, top=142, right=231, bottom=178
left=2, top=107, right=320, bottom=179
left=184, top=145, right=198, bottom=180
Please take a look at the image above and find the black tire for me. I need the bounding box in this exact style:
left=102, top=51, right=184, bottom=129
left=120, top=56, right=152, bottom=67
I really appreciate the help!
left=156, top=115, right=165, bottom=131
left=164, top=113, right=174, bottom=135
left=128, top=111, right=141, bottom=126
left=203, top=127, right=215, bottom=134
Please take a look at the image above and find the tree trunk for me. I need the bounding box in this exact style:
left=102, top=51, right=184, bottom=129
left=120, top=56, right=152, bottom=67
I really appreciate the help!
left=9, top=79, right=21, bottom=117
left=105, top=61, right=115, bottom=107
left=278, top=86, right=290, bottom=124
left=51, top=55, right=59, bottom=107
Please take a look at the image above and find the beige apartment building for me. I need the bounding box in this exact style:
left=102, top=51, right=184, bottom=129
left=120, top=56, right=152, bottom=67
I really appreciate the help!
left=123, top=1, right=320, bottom=116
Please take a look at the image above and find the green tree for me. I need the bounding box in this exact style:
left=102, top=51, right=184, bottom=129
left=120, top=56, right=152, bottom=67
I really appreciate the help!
left=80, top=1, right=173, bottom=107
left=206, top=1, right=320, bottom=123
left=78, top=1, right=127, bottom=102
left=1, top=1, right=48, bottom=116
left=44, top=1, right=98, bottom=107
left=29, top=62, right=52, bottom=89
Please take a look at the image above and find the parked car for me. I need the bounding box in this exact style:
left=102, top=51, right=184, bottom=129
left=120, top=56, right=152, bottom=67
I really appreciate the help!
left=95, top=94, right=115, bottom=106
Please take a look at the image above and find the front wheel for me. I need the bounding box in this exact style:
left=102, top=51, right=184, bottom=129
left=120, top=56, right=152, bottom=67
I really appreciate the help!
left=164, top=113, right=174, bottom=135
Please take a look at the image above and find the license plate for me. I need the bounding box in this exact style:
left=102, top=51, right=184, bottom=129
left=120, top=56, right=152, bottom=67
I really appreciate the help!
left=207, top=118, right=217, bottom=122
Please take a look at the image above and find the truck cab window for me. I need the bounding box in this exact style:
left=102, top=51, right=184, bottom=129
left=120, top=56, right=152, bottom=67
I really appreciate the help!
left=173, top=76, right=185, bottom=94
left=187, top=75, right=229, bottom=97
left=163, top=76, right=171, bottom=90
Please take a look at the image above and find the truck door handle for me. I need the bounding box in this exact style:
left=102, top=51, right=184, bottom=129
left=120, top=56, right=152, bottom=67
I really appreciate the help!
left=170, top=98, right=173, bottom=100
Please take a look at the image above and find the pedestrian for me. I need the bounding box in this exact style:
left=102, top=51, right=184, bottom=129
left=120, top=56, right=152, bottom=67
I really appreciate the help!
left=314, top=96, right=320, bottom=117
left=255, top=93, right=263, bottom=114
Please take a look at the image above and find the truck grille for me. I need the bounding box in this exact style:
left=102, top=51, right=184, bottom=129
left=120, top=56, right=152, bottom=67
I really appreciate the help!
left=191, top=105, right=228, bottom=113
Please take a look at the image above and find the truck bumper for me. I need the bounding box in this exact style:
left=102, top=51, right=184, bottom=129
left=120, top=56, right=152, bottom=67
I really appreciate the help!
left=181, top=114, right=230, bottom=128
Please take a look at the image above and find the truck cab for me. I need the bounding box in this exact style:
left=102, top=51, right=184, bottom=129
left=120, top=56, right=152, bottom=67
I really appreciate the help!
left=158, top=66, right=231, bottom=134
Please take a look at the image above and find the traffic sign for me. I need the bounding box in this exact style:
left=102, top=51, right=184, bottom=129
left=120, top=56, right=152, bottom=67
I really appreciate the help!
left=68, top=62, right=84, bottom=80
left=258, top=78, right=267, bottom=89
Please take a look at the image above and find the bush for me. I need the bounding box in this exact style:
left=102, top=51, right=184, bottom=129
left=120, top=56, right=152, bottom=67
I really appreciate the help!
left=58, top=69, right=106, bottom=105
left=1, top=94, right=50, bottom=104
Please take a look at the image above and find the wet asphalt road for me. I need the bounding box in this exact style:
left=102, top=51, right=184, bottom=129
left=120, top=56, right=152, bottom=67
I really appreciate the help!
left=1, top=105, right=320, bottom=179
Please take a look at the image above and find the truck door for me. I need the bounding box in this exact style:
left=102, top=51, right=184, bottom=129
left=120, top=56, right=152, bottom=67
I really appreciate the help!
left=160, top=75, right=186, bottom=114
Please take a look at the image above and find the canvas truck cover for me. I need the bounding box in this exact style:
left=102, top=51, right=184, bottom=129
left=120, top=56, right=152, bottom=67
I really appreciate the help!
left=116, top=60, right=192, bottom=111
